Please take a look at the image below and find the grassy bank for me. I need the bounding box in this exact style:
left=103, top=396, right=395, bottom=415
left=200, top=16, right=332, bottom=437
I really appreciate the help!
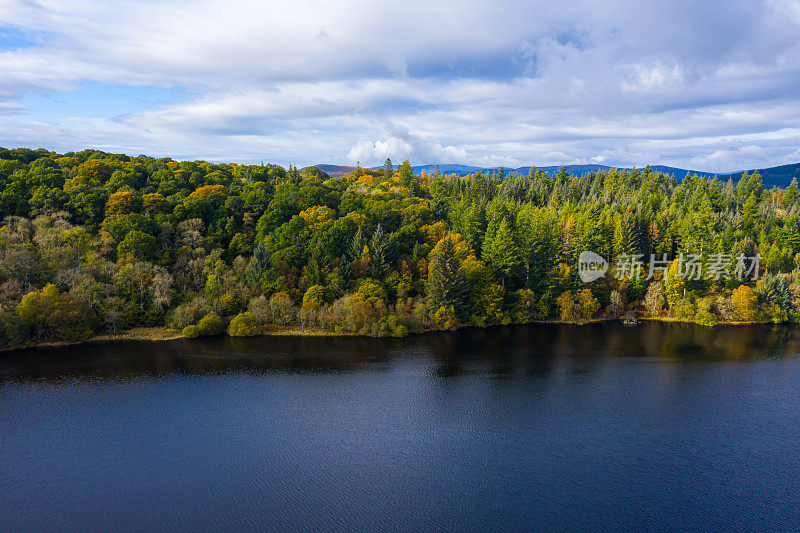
left=2, top=316, right=782, bottom=354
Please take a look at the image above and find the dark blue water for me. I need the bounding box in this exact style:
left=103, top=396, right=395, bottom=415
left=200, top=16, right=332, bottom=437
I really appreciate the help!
left=2, top=323, right=800, bottom=531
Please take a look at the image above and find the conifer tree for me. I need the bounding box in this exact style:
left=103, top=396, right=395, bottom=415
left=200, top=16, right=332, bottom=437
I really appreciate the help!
left=368, top=224, right=389, bottom=276
left=784, top=178, right=799, bottom=207
left=426, top=235, right=468, bottom=320
left=483, top=217, right=521, bottom=285
left=398, top=160, right=413, bottom=186
left=247, top=240, right=270, bottom=280
left=348, top=226, right=364, bottom=263
left=306, top=243, right=324, bottom=285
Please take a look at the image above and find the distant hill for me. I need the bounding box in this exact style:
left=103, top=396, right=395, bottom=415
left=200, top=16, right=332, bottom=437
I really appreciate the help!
left=399, top=163, right=719, bottom=180
left=719, top=162, right=800, bottom=188
left=304, top=161, right=800, bottom=187
left=305, top=163, right=721, bottom=180
left=306, top=164, right=359, bottom=178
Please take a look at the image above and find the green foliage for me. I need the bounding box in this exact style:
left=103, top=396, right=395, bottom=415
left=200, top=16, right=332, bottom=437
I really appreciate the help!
left=426, top=235, right=468, bottom=321
left=303, top=284, right=326, bottom=308
left=117, top=230, right=157, bottom=262
left=228, top=312, right=261, bottom=336
left=575, top=289, right=599, bottom=321
left=14, top=283, right=95, bottom=342
left=186, top=312, right=225, bottom=337
left=0, top=147, right=797, bottom=348
left=482, top=217, right=521, bottom=283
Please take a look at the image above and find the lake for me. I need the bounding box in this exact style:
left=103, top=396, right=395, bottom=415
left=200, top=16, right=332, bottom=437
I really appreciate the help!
left=2, top=323, right=800, bottom=531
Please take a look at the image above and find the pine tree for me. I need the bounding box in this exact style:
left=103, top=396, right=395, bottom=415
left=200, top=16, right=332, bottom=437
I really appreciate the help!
left=452, top=198, right=485, bottom=251
left=786, top=217, right=800, bottom=256
left=368, top=223, right=389, bottom=276
left=348, top=226, right=364, bottom=263
left=517, top=207, right=559, bottom=292
left=615, top=210, right=641, bottom=255
left=306, top=243, right=323, bottom=285
left=741, top=193, right=760, bottom=236
left=483, top=217, right=521, bottom=285
left=246, top=240, right=271, bottom=281
left=426, top=235, right=468, bottom=320
left=784, top=178, right=799, bottom=208
left=398, top=160, right=413, bottom=186
left=339, top=254, right=351, bottom=280
left=383, top=158, right=393, bottom=180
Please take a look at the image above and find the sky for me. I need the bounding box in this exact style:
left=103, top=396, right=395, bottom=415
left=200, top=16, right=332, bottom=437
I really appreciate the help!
left=1, top=0, right=800, bottom=172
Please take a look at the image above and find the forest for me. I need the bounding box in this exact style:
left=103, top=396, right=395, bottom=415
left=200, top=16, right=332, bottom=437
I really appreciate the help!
left=1, top=146, right=800, bottom=349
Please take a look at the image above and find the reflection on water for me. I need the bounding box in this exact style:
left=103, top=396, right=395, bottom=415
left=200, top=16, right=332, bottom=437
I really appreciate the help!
left=2, top=322, right=800, bottom=382
left=3, top=323, right=800, bottom=531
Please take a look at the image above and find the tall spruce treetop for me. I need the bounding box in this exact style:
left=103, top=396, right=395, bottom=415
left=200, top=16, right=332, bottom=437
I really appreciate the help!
left=368, top=224, right=389, bottom=276
left=426, top=235, right=468, bottom=319
left=482, top=217, right=521, bottom=285
left=398, top=160, right=413, bottom=186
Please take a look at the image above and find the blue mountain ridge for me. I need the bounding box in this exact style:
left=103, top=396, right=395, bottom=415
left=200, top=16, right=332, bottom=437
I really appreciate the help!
left=308, top=162, right=800, bottom=187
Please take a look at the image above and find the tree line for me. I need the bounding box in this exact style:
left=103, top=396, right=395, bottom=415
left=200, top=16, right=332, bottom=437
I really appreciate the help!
left=1, top=146, right=800, bottom=348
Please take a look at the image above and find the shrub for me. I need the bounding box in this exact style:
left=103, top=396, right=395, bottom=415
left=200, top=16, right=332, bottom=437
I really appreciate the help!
left=672, top=297, right=696, bottom=320
left=183, top=312, right=225, bottom=338
left=695, top=296, right=717, bottom=326
left=303, top=285, right=326, bottom=309
left=169, top=297, right=210, bottom=329
left=228, top=312, right=261, bottom=337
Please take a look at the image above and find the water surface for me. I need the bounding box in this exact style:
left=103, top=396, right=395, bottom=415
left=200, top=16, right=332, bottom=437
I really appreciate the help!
left=2, top=323, right=800, bottom=531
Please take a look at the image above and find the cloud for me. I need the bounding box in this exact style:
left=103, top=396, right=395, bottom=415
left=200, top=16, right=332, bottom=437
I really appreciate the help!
left=1, top=0, right=800, bottom=170
left=347, top=124, right=468, bottom=164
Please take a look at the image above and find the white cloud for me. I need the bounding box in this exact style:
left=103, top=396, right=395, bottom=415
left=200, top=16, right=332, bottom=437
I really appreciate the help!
left=0, top=0, right=800, bottom=170
left=347, top=125, right=468, bottom=165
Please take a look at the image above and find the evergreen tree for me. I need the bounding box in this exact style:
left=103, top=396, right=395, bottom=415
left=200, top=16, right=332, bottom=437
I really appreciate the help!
left=306, top=243, right=324, bottom=285
left=398, top=160, right=413, bottom=186
left=784, top=178, right=799, bottom=208
left=247, top=240, right=271, bottom=280
left=348, top=226, right=364, bottom=263
left=483, top=217, right=521, bottom=285
left=426, top=235, right=468, bottom=320
left=368, top=223, right=389, bottom=276
left=339, top=253, right=351, bottom=280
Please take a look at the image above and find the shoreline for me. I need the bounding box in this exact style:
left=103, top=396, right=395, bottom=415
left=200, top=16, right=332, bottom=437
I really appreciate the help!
left=0, top=317, right=781, bottom=354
